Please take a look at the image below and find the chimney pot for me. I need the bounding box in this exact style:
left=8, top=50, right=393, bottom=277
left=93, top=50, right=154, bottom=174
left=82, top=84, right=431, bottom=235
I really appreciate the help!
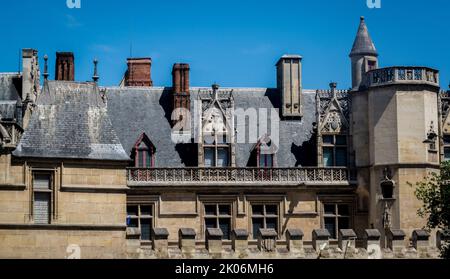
left=55, top=52, right=75, bottom=81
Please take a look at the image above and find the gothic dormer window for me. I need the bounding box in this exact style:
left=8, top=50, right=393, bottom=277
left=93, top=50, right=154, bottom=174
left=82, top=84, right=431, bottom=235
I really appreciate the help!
left=203, top=108, right=230, bottom=167
left=133, top=133, right=155, bottom=168
left=198, top=84, right=235, bottom=167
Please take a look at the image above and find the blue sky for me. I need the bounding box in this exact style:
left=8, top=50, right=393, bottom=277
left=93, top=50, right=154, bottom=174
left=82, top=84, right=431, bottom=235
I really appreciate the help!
left=0, top=0, right=448, bottom=89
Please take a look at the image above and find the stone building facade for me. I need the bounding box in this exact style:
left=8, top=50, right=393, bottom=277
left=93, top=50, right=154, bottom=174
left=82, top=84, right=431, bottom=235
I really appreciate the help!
left=0, top=17, right=448, bottom=259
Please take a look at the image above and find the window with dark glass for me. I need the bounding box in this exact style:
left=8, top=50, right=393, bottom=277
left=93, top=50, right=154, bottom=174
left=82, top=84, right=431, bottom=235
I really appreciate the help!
left=444, top=136, right=450, bottom=161
left=203, top=133, right=230, bottom=167
left=127, top=204, right=154, bottom=241
left=368, top=60, right=377, bottom=71
left=251, top=204, right=279, bottom=239
left=204, top=204, right=232, bottom=240
left=323, top=203, right=351, bottom=239
left=322, top=135, right=347, bottom=167
left=33, top=172, right=52, bottom=225
left=133, top=134, right=155, bottom=168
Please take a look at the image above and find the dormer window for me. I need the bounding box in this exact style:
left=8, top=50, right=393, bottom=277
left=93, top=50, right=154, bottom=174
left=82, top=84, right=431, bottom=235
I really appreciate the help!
left=255, top=136, right=277, bottom=168
left=133, top=133, right=155, bottom=168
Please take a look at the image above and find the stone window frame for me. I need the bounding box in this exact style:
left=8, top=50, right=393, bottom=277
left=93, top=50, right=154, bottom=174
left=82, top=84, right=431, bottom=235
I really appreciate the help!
left=318, top=195, right=355, bottom=240
left=203, top=132, right=230, bottom=167
left=245, top=196, right=285, bottom=240
left=442, top=135, right=450, bottom=161
left=127, top=196, right=158, bottom=244
left=198, top=196, right=237, bottom=241
left=203, top=203, right=233, bottom=240
left=132, top=133, right=156, bottom=168
left=30, top=170, right=56, bottom=225
left=321, top=134, right=348, bottom=167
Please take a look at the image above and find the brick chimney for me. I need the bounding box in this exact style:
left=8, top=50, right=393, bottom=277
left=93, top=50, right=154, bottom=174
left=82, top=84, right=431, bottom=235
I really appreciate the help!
left=172, top=63, right=190, bottom=126
left=55, top=52, right=75, bottom=81
left=125, top=58, right=153, bottom=87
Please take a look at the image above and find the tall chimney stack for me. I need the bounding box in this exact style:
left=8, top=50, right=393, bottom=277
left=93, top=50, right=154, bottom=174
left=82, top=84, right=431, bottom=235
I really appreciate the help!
left=171, top=63, right=190, bottom=126
left=55, top=52, right=75, bottom=81
left=125, top=58, right=153, bottom=87
left=276, top=55, right=303, bottom=118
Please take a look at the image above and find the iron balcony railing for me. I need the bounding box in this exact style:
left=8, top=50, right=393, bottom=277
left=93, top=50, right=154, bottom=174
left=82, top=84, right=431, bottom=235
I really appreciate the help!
left=127, top=167, right=355, bottom=186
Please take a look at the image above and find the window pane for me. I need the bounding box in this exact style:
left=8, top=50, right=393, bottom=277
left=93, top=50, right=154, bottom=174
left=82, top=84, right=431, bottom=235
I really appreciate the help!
left=205, top=218, right=216, bottom=229
left=339, top=217, right=350, bottom=231
left=324, top=204, right=336, bottom=215
left=325, top=217, right=336, bottom=239
left=146, top=151, right=152, bottom=167
left=252, top=205, right=264, bottom=216
left=265, top=205, right=278, bottom=215
left=266, top=218, right=278, bottom=232
left=34, top=174, right=51, bottom=190
left=127, top=206, right=139, bottom=216
left=127, top=217, right=139, bottom=228
left=217, top=148, right=229, bottom=167
left=336, top=136, right=347, bottom=145
left=336, top=148, right=347, bottom=166
left=323, top=135, right=334, bottom=145
left=444, top=136, right=450, bottom=145
left=33, top=192, right=50, bottom=224
left=219, top=205, right=231, bottom=216
left=204, top=148, right=215, bottom=167
left=140, top=205, right=153, bottom=216
left=338, top=205, right=350, bottom=216
left=252, top=218, right=264, bottom=238
left=205, top=205, right=217, bottom=216
left=323, top=147, right=334, bottom=167
left=138, top=151, right=145, bottom=167
left=140, top=219, right=152, bottom=241
left=445, top=147, right=450, bottom=161
left=219, top=219, right=231, bottom=240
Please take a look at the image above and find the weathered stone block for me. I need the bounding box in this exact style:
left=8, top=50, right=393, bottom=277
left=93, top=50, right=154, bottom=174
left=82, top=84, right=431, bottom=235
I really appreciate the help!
left=258, top=229, right=277, bottom=252
left=387, top=229, right=406, bottom=252
left=338, top=229, right=357, bottom=251
left=152, top=228, right=169, bottom=257
left=436, top=230, right=450, bottom=250
left=179, top=228, right=196, bottom=255
left=206, top=228, right=223, bottom=255
left=312, top=229, right=330, bottom=251
left=412, top=230, right=430, bottom=252
left=232, top=229, right=249, bottom=253
left=286, top=229, right=304, bottom=253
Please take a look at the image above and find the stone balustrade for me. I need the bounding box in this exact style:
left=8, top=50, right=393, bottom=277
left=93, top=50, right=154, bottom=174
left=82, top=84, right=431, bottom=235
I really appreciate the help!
left=126, top=227, right=444, bottom=259
left=364, top=66, right=439, bottom=88
left=127, top=167, right=354, bottom=186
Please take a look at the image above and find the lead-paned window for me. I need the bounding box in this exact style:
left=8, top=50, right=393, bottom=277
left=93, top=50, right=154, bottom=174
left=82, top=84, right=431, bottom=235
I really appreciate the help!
left=251, top=204, right=279, bottom=239
left=204, top=203, right=232, bottom=240
left=33, top=173, right=52, bottom=225
left=127, top=204, right=154, bottom=241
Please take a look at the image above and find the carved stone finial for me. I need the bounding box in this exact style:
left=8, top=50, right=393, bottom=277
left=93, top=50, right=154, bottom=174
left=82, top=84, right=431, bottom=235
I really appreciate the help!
left=93, top=59, right=99, bottom=83
left=43, top=55, right=49, bottom=80
left=360, top=16, right=365, bottom=21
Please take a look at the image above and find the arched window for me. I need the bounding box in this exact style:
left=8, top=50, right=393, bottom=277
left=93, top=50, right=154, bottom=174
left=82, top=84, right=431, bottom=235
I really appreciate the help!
left=133, top=133, right=155, bottom=168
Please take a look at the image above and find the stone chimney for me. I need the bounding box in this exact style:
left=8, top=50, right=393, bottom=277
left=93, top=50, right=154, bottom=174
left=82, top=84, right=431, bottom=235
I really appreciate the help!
left=125, top=58, right=153, bottom=87
left=276, top=55, right=303, bottom=118
left=171, top=63, right=190, bottom=126
left=55, top=52, right=75, bottom=81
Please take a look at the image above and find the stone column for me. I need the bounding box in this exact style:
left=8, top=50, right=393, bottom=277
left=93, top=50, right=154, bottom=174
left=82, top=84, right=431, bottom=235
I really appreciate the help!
left=364, top=229, right=382, bottom=259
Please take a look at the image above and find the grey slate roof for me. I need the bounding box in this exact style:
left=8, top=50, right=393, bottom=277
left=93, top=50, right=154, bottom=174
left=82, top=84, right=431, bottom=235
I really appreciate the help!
left=0, top=73, right=21, bottom=120
left=350, top=17, right=378, bottom=57
left=13, top=81, right=129, bottom=161
left=105, top=86, right=318, bottom=168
